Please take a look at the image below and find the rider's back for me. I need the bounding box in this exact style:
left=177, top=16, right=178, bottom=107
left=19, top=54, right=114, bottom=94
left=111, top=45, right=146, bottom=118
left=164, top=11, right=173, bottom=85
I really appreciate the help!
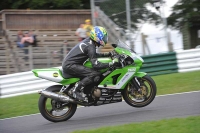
left=62, top=38, right=95, bottom=67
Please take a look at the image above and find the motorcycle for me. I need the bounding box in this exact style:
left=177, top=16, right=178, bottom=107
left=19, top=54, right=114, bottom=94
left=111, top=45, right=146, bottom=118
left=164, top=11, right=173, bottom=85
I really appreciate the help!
left=32, top=40, right=157, bottom=122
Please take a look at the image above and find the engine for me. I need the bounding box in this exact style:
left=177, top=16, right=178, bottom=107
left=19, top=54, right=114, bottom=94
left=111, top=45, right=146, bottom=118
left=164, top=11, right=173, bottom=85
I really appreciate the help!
left=92, top=87, right=102, bottom=98
left=91, top=87, right=122, bottom=106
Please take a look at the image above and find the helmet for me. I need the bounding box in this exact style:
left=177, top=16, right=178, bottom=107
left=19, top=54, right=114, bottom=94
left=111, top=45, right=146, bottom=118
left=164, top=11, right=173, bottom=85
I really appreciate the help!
left=90, top=26, right=108, bottom=47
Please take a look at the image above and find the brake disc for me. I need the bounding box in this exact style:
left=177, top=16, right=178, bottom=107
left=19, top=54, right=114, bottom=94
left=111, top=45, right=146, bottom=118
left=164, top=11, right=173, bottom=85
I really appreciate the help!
left=50, top=92, right=68, bottom=112
left=51, top=100, right=64, bottom=112
left=131, top=85, right=148, bottom=100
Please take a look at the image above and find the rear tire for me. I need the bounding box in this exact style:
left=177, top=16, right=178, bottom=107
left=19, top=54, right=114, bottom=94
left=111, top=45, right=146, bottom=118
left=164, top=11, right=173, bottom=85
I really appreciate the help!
left=38, top=85, right=77, bottom=122
left=122, top=75, right=157, bottom=108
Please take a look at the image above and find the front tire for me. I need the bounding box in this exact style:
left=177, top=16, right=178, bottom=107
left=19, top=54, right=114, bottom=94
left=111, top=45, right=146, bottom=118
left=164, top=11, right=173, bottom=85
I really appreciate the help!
left=122, top=75, right=157, bottom=108
left=38, top=85, right=77, bottom=122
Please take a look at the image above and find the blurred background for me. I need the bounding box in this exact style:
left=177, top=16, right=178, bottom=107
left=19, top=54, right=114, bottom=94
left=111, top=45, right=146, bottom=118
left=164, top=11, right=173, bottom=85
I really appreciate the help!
left=0, top=0, right=199, bottom=75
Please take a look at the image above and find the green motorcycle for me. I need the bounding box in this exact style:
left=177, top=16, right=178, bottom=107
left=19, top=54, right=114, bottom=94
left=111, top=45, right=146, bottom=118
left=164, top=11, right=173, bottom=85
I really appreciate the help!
left=32, top=40, right=157, bottom=122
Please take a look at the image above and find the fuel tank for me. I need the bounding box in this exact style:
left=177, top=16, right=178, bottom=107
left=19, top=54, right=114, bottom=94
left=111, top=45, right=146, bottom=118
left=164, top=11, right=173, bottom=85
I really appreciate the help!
left=84, top=57, right=112, bottom=72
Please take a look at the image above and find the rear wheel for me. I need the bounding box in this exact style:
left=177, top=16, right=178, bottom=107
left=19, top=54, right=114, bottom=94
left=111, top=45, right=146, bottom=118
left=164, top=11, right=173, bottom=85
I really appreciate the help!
left=38, top=85, right=77, bottom=122
left=122, top=75, right=157, bottom=108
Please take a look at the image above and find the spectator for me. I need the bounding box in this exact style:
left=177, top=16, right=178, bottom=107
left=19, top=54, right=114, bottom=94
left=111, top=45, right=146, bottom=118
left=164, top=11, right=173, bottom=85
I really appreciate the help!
left=83, top=19, right=93, bottom=37
left=17, top=31, right=34, bottom=48
left=75, top=24, right=87, bottom=41
left=16, top=30, right=24, bottom=48
left=22, top=31, right=34, bottom=47
left=29, top=30, right=37, bottom=47
left=17, top=31, right=34, bottom=61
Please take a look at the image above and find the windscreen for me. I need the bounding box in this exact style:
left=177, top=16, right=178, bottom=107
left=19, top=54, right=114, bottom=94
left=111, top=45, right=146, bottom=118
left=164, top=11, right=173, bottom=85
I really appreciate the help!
left=116, top=40, right=135, bottom=53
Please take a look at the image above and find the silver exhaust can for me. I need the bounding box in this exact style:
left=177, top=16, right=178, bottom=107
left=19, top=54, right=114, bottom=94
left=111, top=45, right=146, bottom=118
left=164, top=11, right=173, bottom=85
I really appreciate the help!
left=39, top=90, right=74, bottom=103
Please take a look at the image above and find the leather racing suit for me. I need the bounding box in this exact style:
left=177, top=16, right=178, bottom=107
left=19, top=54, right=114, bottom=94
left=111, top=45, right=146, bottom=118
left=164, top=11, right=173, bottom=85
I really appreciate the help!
left=62, top=38, right=110, bottom=88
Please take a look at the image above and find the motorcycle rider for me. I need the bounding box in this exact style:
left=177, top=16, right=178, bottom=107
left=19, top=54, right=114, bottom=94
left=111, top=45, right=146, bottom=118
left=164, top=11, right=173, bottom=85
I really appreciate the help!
left=62, top=26, right=119, bottom=101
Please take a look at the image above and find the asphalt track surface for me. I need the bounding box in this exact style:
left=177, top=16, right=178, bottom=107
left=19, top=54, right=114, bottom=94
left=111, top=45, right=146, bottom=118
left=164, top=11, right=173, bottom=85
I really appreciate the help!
left=1, top=91, right=200, bottom=133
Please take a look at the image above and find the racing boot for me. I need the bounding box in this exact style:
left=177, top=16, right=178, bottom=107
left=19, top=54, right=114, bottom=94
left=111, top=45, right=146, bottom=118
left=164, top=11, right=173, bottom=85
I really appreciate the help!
left=72, top=82, right=85, bottom=101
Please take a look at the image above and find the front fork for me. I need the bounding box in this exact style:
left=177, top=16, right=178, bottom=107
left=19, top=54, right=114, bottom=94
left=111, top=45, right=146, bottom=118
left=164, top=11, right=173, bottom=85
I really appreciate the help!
left=131, top=77, right=141, bottom=91
left=130, top=72, right=146, bottom=91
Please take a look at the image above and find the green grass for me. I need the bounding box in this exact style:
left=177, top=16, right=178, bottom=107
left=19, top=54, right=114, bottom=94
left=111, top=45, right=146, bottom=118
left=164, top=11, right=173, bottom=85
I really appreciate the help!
left=153, top=70, right=200, bottom=95
left=0, top=94, right=40, bottom=119
left=0, top=70, right=200, bottom=119
left=72, top=115, right=200, bottom=133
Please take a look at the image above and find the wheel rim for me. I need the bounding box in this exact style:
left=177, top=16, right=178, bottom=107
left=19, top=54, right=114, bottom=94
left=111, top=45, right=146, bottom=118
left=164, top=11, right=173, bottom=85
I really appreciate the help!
left=126, top=78, right=154, bottom=105
left=44, top=95, right=72, bottom=118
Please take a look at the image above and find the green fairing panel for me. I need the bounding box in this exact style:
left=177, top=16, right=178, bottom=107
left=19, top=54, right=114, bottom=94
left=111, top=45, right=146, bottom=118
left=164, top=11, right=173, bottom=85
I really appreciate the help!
left=99, top=69, right=125, bottom=86
left=84, top=57, right=112, bottom=72
left=32, top=70, right=39, bottom=77
left=115, top=47, right=142, bottom=67
left=99, top=65, right=146, bottom=89
left=99, top=66, right=135, bottom=89
left=60, top=78, right=80, bottom=85
left=134, top=72, right=147, bottom=77
left=84, top=58, right=112, bottom=68
left=115, top=47, right=131, bottom=56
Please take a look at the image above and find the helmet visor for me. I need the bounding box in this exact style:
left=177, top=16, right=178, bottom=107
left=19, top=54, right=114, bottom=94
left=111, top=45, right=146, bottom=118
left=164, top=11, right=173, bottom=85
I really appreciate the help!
left=102, top=34, right=108, bottom=45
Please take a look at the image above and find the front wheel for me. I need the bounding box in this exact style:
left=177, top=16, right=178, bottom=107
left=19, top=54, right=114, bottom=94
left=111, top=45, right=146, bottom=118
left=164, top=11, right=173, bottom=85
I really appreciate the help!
left=122, top=75, right=157, bottom=108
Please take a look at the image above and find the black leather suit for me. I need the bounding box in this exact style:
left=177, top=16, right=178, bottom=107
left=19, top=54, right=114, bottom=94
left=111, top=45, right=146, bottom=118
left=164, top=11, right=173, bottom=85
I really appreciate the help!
left=62, top=38, right=110, bottom=87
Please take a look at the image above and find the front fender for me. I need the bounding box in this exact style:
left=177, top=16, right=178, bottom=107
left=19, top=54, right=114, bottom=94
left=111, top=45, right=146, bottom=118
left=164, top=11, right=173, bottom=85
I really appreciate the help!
left=134, top=72, right=147, bottom=78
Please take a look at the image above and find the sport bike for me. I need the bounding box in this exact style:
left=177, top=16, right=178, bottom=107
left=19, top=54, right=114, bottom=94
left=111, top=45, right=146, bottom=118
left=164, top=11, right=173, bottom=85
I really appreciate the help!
left=32, top=40, right=157, bottom=122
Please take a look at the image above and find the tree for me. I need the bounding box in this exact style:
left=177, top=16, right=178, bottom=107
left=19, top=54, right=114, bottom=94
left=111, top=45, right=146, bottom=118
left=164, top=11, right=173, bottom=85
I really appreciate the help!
left=0, top=0, right=90, bottom=10
left=167, top=0, right=200, bottom=30
left=98, top=0, right=161, bottom=32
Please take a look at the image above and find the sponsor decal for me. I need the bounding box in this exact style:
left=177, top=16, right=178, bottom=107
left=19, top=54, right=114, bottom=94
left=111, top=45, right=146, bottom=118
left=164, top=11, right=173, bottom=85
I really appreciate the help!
left=117, top=74, right=129, bottom=87
left=53, top=72, right=58, bottom=77
left=122, top=74, right=129, bottom=82
left=128, top=68, right=136, bottom=72
left=116, top=71, right=134, bottom=89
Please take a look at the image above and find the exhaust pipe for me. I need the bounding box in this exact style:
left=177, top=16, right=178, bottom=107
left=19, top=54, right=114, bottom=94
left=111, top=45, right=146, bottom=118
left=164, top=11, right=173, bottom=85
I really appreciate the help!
left=39, top=90, right=75, bottom=103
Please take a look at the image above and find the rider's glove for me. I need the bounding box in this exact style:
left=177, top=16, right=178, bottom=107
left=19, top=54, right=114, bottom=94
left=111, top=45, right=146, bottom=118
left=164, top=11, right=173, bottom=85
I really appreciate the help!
left=109, top=58, right=120, bottom=68
left=109, top=51, right=116, bottom=57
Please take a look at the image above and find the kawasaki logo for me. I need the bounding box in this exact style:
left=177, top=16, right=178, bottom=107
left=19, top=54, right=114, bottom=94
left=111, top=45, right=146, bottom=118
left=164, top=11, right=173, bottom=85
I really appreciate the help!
left=128, top=68, right=136, bottom=72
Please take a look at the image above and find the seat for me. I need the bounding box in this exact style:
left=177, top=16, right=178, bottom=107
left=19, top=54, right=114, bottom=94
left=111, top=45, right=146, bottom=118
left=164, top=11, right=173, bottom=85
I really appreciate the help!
left=60, top=69, right=76, bottom=79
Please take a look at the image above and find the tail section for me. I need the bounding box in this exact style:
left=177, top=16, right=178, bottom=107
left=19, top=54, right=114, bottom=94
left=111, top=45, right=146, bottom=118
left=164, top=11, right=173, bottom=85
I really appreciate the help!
left=32, top=68, right=79, bottom=85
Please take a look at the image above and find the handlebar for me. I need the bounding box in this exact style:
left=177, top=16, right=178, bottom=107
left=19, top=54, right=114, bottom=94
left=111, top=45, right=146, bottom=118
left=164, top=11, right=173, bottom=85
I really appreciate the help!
left=110, top=52, right=125, bottom=69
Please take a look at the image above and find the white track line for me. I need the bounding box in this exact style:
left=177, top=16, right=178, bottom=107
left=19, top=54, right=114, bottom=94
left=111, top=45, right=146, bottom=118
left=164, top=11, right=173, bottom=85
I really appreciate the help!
left=156, top=90, right=200, bottom=97
left=1, top=90, right=200, bottom=121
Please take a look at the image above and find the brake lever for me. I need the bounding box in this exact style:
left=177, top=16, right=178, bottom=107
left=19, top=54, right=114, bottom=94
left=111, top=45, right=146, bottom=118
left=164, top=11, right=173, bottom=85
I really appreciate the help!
left=110, top=50, right=117, bottom=59
left=120, top=60, right=124, bottom=67
left=118, top=55, right=125, bottom=68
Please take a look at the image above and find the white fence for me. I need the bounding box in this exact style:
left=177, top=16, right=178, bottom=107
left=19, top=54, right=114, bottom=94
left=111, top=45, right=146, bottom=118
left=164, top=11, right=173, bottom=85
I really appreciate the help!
left=0, top=49, right=200, bottom=98
left=176, top=49, right=200, bottom=72
left=0, top=71, right=57, bottom=98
